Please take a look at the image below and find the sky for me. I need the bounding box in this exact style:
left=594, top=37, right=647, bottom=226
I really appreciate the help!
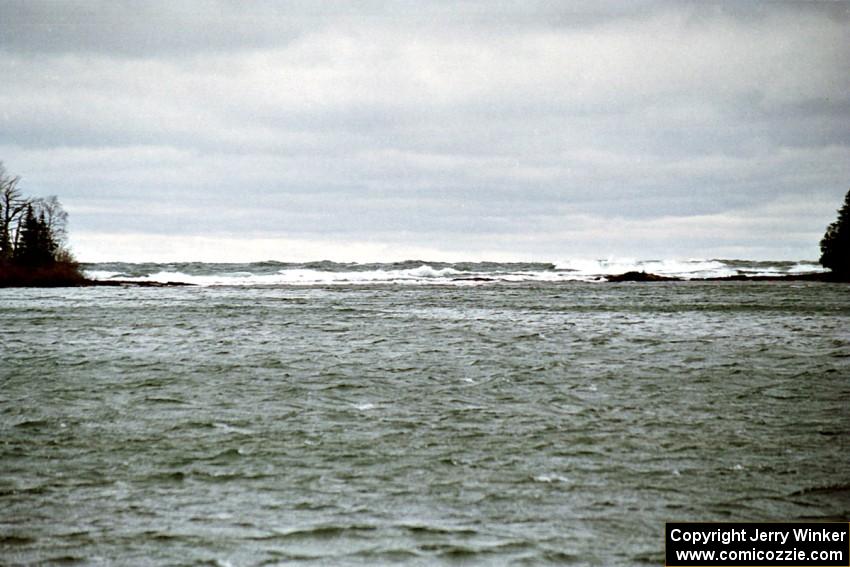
left=1, top=0, right=848, bottom=263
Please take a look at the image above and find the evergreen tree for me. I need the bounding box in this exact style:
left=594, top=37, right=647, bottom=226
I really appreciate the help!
left=14, top=205, right=57, bottom=268
left=819, top=188, right=850, bottom=276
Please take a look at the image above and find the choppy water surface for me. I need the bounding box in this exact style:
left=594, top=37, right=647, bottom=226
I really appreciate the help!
left=1, top=281, right=848, bottom=565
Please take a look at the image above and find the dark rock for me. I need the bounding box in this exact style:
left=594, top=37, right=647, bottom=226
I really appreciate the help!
left=604, top=271, right=849, bottom=283
left=700, top=272, right=848, bottom=282
left=605, top=271, right=681, bottom=282
left=85, top=279, right=194, bottom=287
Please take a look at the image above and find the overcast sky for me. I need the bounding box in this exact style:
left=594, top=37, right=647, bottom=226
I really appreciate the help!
left=1, top=1, right=848, bottom=262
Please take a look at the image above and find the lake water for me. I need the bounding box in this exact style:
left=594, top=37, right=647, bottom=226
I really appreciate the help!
left=1, top=273, right=848, bottom=565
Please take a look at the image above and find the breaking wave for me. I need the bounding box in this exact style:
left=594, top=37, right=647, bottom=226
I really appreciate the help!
left=83, top=258, right=825, bottom=287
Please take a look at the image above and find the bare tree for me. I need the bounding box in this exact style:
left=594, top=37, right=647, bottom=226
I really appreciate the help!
left=31, top=196, right=69, bottom=246
left=0, top=162, right=83, bottom=284
left=0, top=162, right=27, bottom=260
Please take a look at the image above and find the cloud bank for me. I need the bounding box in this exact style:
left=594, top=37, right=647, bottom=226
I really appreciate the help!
left=2, top=1, right=848, bottom=261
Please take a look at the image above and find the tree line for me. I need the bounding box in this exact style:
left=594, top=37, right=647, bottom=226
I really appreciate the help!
left=819, top=188, right=850, bottom=278
left=0, top=162, right=85, bottom=286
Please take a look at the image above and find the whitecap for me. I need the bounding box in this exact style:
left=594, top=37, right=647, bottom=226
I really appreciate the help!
left=533, top=474, right=570, bottom=483
left=212, top=422, right=254, bottom=435
left=84, top=269, right=126, bottom=280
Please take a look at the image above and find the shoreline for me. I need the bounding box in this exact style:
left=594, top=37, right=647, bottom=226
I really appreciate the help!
left=0, top=279, right=192, bottom=288
left=81, top=279, right=194, bottom=287
left=2, top=271, right=847, bottom=288
left=603, top=270, right=849, bottom=283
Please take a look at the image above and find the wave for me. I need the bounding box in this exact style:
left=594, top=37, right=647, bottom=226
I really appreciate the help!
left=82, top=258, right=825, bottom=287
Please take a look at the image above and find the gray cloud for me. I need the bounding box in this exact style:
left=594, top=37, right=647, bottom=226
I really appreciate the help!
left=1, top=1, right=849, bottom=261
left=0, top=1, right=687, bottom=56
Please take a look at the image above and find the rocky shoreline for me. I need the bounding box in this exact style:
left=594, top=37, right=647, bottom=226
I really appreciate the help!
left=82, top=279, right=194, bottom=287
left=0, top=272, right=194, bottom=288
left=604, top=270, right=848, bottom=283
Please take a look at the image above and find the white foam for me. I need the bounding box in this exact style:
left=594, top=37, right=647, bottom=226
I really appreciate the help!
left=533, top=474, right=570, bottom=483
left=786, top=262, right=824, bottom=274
left=406, top=265, right=461, bottom=278
left=83, top=259, right=826, bottom=287
left=554, top=258, right=731, bottom=278
left=84, top=269, right=126, bottom=280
